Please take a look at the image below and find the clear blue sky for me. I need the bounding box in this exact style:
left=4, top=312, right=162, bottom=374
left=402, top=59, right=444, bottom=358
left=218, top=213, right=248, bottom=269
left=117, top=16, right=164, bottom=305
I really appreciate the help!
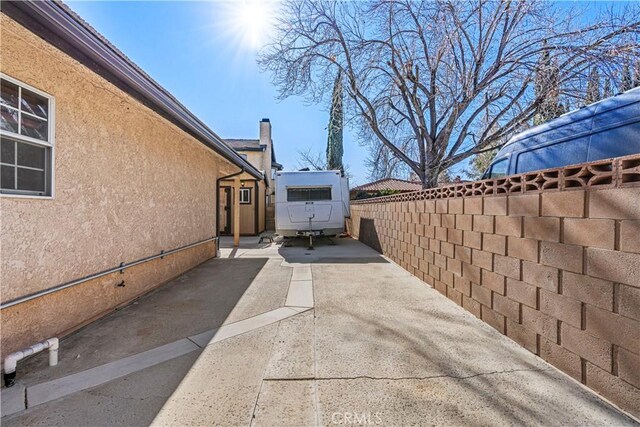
left=67, top=1, right=368, bottom=185
left=65, top=1, right=621, bottom=185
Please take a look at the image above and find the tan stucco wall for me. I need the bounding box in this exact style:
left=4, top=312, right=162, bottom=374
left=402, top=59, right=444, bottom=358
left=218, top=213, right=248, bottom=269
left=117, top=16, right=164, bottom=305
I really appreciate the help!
left=0, top=15, right=238, bottom=356
left=239, top=150, right=265, bottom=172
left=1, top=243, right=214, bottom=358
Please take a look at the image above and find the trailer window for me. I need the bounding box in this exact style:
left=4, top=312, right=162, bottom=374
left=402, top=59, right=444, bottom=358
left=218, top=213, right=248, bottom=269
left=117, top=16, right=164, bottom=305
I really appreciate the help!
left=287, top=187, right=332, bottom=201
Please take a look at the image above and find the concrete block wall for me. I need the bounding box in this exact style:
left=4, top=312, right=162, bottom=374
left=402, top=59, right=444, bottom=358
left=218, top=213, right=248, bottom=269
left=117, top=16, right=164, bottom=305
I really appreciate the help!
left=348, top=154, right=640, bottom=418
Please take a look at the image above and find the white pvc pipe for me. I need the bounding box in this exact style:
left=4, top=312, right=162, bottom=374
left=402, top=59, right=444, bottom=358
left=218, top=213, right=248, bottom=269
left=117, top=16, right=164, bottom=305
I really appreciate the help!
left=49, top=338, right=59, bottom=367
left=3, top=337, right=58, bottom=386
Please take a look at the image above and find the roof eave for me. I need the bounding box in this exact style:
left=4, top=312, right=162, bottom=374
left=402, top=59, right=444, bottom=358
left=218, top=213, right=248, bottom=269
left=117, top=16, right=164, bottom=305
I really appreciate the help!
left=231, top=147, right=265, bottom=152
left=7, top=0, right=263, bottom=180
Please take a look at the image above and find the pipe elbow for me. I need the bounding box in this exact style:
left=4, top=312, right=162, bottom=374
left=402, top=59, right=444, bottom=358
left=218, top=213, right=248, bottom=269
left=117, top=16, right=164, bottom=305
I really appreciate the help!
left=47, top=337, right=59, bottom=350
left=4, top=352, right=22, bottom=374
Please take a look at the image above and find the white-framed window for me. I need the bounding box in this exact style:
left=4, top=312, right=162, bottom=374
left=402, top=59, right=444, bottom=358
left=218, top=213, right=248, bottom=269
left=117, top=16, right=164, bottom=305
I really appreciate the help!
left=1, top=74, right=55, bottom=197
left=239, top=187, right=251, bottom=204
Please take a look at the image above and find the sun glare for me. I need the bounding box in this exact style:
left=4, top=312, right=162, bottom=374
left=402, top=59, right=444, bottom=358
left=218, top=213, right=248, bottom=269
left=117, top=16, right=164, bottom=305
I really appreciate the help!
left=227, top=0, right=276, bottom=50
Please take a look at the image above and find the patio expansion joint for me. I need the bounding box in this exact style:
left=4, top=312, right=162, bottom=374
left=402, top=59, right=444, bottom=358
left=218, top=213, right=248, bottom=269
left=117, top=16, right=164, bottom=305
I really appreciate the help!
left=311, top=263, right=321, bottom=427
left=248, top=318, right=283, bottom=427
left=186, top=336, right=204, bottom=349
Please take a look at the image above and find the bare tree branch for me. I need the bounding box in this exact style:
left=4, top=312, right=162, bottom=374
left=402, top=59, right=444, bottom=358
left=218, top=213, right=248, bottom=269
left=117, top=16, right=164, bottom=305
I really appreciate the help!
left=260, top=0, right=640, bottom=187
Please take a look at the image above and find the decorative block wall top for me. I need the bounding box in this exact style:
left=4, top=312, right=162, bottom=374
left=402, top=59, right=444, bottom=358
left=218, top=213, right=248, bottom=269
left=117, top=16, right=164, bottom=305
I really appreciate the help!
left=352, top=153, right=640, bottom=205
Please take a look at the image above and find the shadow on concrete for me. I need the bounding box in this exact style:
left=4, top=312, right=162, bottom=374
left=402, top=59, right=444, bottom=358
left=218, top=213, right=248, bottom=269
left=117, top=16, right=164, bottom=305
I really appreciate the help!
left=313, top=257, right=389, bottom=264
left=14, top=256, right=269, bottom=387
left=219, top=236, right=272, bottom=250
left=277, top=236, right=389, bottom=265
left=218, top=232, right=388, bottom=265
left=3, top=255, right=277, bottom=426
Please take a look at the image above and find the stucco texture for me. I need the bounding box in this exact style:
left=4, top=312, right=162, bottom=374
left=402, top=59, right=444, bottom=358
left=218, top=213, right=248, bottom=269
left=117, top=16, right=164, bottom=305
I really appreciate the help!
left=0, top=15, right=236, bottom=355
left=243, top=151, right=266, bottom=172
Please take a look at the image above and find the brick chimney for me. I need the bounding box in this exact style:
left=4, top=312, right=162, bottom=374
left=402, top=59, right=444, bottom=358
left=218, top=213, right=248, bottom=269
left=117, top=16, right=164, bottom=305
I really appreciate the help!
left=259, top=118, right=272, bottom=181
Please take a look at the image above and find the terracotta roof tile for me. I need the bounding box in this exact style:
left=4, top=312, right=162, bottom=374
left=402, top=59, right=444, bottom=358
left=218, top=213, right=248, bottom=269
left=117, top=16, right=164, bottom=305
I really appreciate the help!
left=352, top=178, right=422, bottom=192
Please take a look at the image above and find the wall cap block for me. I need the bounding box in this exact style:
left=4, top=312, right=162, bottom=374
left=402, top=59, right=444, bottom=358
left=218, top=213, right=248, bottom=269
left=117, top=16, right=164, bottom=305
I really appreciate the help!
left=353, top=154, right=640, bottom=205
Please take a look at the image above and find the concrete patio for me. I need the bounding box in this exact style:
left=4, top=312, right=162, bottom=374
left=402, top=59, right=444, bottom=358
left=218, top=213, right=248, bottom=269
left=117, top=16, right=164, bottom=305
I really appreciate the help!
left=1, top=236, right=636, bottom=426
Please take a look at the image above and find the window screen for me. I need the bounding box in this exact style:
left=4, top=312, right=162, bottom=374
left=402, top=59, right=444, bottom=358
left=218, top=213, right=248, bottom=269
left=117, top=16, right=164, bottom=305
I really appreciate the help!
left=1, top=137, right=48, bottom=194
left=287, top=187, right=332, bottom=202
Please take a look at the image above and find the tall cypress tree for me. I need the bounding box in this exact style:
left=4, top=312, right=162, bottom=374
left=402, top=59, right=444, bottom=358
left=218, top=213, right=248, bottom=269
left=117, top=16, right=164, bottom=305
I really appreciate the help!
left=585, top=66, right=601, bottom=104
left=533, top=44, right=563, bottom=125
left=533, top=43, right=550, bottom=125
left=326, top=70, right=344, bottom=173
left=603, top=77, right=613, bottom=99
left=621, top=62, right=633, bottom=91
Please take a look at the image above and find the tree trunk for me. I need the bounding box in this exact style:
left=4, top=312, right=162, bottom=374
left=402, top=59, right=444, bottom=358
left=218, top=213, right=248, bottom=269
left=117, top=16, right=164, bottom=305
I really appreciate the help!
left=421, top=169, right=439, bottom=189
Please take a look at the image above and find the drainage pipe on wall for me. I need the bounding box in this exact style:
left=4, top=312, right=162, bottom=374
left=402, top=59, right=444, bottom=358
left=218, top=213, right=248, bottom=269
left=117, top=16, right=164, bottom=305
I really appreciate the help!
left=0, top=236, right=218, bottom=310
left=1, top=237, right=218, bottom=385
left=4, top=338, right=59, bottom=387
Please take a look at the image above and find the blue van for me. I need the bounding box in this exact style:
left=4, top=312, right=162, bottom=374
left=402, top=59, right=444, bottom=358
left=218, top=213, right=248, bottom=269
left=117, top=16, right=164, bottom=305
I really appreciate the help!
left=483, top=87, right=640, bottom=179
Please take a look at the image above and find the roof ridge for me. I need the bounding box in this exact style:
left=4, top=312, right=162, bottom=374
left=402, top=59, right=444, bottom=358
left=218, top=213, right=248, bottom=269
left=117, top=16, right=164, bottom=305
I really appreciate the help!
left=386, top=177, right=421, bottom=183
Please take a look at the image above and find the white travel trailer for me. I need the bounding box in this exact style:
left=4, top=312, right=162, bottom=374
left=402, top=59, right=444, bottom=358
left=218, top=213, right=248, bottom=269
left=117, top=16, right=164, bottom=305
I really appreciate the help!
left=275, top=170, right=350, bottom=237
